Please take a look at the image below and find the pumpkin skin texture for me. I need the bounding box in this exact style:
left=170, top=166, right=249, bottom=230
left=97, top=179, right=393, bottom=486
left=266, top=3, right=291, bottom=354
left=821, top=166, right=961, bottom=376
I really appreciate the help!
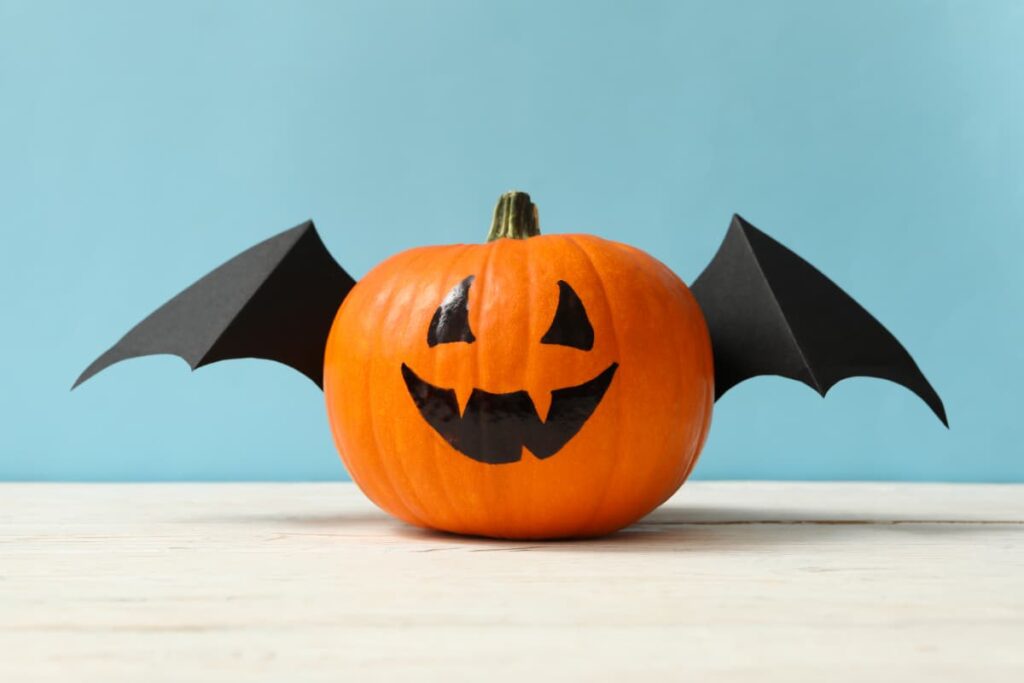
left=324, top=233, right=713, bottom=539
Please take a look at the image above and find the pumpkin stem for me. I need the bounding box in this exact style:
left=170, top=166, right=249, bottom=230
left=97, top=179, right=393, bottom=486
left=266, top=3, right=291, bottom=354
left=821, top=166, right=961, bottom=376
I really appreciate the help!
left=487, top=191, right=541, bottom=241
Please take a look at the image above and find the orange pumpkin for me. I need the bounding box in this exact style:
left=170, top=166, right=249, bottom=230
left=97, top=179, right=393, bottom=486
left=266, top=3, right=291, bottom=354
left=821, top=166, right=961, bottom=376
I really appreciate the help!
left=324, top=192, right=714, bottom=539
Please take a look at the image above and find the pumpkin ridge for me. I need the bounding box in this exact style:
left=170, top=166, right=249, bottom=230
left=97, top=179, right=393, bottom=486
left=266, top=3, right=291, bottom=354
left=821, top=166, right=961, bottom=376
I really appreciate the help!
left=619, top=242, right=698, bottom=516
left=475, top=238, right=504, bottom=533
left=390, top=247, right=477, bottom=528
left=678, top=279, right=715, bottom=487
left=521, top=240, right=540, bottom=535
left=327, top=277, right=397, bottom=518
left=429, top=243, right=479, bottom=532
left=365, top=251, right=433, bottom=528
left=562, top=234, right=626, bottom=535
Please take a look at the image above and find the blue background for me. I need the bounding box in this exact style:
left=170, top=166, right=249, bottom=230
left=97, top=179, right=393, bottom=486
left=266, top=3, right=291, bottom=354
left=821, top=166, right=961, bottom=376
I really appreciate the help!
left=2, top=1, right=1021, bottom=481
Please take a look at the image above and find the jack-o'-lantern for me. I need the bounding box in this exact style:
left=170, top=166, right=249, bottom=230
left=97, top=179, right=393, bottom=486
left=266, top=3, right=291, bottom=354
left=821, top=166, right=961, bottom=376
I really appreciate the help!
left=324, top=193, right=713, bottom=538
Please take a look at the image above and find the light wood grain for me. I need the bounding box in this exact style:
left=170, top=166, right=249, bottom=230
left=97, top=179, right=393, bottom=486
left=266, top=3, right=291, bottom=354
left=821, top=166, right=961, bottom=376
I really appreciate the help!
left=1, top=482, right=1022, bottom=682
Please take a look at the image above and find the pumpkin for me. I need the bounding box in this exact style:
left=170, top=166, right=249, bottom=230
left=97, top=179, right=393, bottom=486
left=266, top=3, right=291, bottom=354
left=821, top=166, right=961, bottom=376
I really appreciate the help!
left=323, top=193, right=713, bottom=539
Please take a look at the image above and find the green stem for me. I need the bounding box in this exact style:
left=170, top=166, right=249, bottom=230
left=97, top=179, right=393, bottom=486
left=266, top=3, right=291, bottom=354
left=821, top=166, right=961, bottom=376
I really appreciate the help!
left=487, top=191, right=540, bottom=241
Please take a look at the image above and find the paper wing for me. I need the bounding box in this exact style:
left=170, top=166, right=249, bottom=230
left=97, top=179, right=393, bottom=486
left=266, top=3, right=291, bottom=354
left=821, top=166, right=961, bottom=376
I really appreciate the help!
left=73, top=221, right=355, bottom=390
left=690, top=215, right=947, bottom=426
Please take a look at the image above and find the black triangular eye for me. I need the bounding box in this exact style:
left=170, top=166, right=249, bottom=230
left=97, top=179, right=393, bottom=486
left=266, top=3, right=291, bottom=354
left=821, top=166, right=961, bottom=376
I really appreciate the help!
left=541, top=281, right=594, bottom=351
left=428, top=275, right=477, bottom=346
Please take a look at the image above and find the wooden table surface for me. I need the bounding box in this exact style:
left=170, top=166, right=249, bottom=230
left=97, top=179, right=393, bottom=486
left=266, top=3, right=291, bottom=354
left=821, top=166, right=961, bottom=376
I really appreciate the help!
left=2, top=482, right=1022, bottom=681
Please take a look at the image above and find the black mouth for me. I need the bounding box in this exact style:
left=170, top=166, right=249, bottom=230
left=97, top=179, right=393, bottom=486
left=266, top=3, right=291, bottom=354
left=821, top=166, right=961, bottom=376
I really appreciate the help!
left=401, top=362, right=618, bottom=465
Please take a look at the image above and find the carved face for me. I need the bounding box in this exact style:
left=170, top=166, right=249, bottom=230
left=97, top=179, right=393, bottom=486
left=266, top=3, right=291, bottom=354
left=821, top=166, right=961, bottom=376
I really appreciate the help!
left=324, top=234, right=714, bottom=539
left=402, top=276, right=618, bottom=464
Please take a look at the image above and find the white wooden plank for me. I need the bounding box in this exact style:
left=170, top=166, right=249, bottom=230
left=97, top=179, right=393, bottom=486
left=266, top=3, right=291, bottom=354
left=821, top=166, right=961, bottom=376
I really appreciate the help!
left=1, top=482, right=1022, bottom=682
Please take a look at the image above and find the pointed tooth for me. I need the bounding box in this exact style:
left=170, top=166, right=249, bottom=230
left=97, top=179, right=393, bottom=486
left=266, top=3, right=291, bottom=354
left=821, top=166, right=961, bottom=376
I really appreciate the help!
left=453, top=379, right=474, bottom=418
left=528, top=385, right=554, bottom=423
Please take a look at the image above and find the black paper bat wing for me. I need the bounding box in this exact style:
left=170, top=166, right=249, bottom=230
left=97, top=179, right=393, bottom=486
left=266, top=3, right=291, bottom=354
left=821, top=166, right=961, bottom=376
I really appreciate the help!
left=690, top=215, right=947, bottom=426
left=73, top=221, right=355, bottom=390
